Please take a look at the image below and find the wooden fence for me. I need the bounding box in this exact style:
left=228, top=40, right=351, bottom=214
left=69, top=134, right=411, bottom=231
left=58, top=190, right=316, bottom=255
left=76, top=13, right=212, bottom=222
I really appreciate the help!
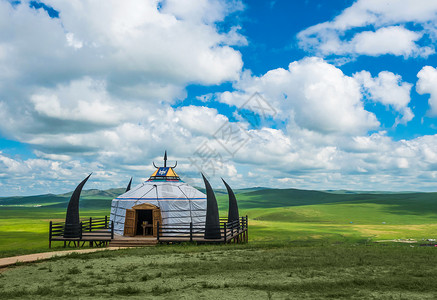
left=157, top=216, right=248, bottom=244
left=49, top=215, right=249, bottom=247
left=49, top=216, right=114, bottom=248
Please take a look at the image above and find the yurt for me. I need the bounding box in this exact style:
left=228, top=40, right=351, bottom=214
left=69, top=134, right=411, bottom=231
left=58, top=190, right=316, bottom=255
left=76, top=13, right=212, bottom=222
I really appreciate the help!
left=110, top=152, right=207, bottom=237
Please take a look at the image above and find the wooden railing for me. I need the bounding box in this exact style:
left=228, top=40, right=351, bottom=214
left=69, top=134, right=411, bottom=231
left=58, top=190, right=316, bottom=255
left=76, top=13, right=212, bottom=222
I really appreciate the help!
left=81, top=216, right=110, bottom=232
left=49, top=216, right=114, bottom=248
left=49, top=221, right=66, bottom=242
left=156, top=215, right=248, bottom=244
left=50, top=215, right=249, bottom=247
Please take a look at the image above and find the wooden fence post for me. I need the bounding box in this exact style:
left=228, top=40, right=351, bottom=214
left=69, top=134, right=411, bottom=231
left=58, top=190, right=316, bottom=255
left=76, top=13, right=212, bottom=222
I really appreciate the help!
left=190, top=222, right=193, bottom=242
left=111, top=221, right=114, bottom=239
left=246, top=215, right=248, bottom=242
left=223, top=222, right=227, bottom=244
left=157, top=222, right=160, bottom=242
left=79, top=222, right=83, bottom=243
left=49, top=221, right=52, bottom=249
left=89, top=217, right=92, bottom=232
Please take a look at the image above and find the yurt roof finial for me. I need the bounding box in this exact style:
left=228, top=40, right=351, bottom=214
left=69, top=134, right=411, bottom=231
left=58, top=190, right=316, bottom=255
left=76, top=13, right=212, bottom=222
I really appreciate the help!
left=149, top=151, right=179, bottom=181
left=153, top=150, right=177, bottom=169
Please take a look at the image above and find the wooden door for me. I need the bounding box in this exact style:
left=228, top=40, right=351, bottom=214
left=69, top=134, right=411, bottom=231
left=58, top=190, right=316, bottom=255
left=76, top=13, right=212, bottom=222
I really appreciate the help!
left=152, top=209, right=162, bottom=237
left=124, top=209, right=136, bottom=236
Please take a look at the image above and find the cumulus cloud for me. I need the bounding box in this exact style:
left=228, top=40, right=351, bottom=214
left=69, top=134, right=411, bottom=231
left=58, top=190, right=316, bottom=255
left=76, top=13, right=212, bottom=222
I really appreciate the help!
left=354, top=71, right=414, bottom=125
left=416, top=66, right=437, bottom=117
left=0, top=77, right=153, bottom=145
left=258, top=129, right=436, bottom=189
left=42, top=0, right=243, bottom=86
left=30, top=78, right=125, bottom=126
left=0, top=0, right=248, bottom=195
left=349, top=26, right=432, bottom=58
left=219, top=57, right=379, bottom=135
left=0, top=150, right=134, bottom=195
left=0, top=0, right=245, bottom=160
left=297, top=0, right=437, bottom=58
left=0, top=0, right=244, bottom=114
left=219, top=127, right=437, bottom=192
left=175, top=106, right=229, bottom=136
left=198, top=56, right=436, bottom=192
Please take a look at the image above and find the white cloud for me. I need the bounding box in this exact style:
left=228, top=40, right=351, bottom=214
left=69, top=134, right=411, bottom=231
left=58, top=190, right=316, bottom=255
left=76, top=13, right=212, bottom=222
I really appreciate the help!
left=349, top=26, right=432, bottom=58
left=224, top=128, right=437, bottom=192
left=2, top=102, right=233, bottom=170
left=0, top=0, right=244, bottom=103
left=42, top=0, right=243, bottom=86
left=160, top=0, right=243, bottom=25
left=65, top=33, right=83, bottom=49
left=175, top=105, right=229, bottom=136
left=354, top=70, right=413, bottom=125
left=0, top=0, right=249, bottom=196
left=0, top=150, right=126, bottom=195
left=2, top=108, right=437, bottom=195
left=219, top=57, right=379, bottom=135
left=417, top=66, right=437, bottom=117
left=0, top=0, right=246, bottom=173
left=196, top=93, right=214, bottom=102
left=297, top=0, right=437, bottom=58
left=30, top=78, right=125, bottom=126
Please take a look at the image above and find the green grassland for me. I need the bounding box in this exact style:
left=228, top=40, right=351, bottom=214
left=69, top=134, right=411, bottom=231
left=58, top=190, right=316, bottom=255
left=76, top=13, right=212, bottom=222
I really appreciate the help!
left=0, top=191, right=113, bottom=257
left=1, top=188, right=436, bottom=256
left=1, top=188, right=437, bottom=299
left=217, top=189, right=437, bottom=243
left=3, top=244, right=437, bottom=299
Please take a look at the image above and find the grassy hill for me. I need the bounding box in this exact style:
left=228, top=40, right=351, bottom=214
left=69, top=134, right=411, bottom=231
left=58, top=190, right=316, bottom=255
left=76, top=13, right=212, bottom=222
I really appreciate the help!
left=221, top=188, right=433, bottom=209
left=0, top=186, right=269, bottom=209
left=215, top=188, right=437, bottom=244
left=1, top=186, right=437, bottom=257
left=0, top=188, right=125, bottom=209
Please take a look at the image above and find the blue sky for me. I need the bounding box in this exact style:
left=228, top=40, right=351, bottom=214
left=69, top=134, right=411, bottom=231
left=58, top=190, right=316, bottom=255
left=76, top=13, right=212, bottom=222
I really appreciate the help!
left=1, top=0, right=437, bottom=196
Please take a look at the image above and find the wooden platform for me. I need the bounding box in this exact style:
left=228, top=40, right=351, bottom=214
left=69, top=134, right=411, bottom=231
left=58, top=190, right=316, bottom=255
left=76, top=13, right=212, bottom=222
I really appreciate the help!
left=158, top=228, right=248, bottom=244
left=108, top=235, right=158, bottom=247
left=107, top=227, right=247, bottom=247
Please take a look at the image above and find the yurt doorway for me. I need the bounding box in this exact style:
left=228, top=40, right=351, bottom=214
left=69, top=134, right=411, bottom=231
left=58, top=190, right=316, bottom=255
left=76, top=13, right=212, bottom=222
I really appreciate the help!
left=136, top=210, right=152, bottom=235
left=123, top=204, right=161, bottom=237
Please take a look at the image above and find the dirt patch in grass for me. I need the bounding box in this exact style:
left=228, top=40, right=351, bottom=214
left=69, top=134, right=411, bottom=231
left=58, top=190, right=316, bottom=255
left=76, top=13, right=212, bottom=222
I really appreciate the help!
left=353, top=224, right=434, bottom=238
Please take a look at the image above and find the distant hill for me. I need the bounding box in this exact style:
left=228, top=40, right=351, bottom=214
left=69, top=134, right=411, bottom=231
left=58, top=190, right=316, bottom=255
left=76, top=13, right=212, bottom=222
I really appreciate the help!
left=59, top=188, right=126, bottom=199
left=214, top=188, right=437, bottom=216
left=1, top=187, right=435, bottom=216
left=0, top=186, right=267, bottom=208
left=0, top=188, right=126, bottom=209
left=194, top=186, right=269, bottom=195
left=323, top=190, right=419, bottom=194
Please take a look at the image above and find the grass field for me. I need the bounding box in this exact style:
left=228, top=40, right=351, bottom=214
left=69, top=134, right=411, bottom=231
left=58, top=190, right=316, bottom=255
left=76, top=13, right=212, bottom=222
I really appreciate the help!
left=1, top=188, right=437, bottom=298
left=1, top=188, right=437, bottom=256
left=0, top=190, right=114, bottom=257
left=0, top=206, right=109, bottom=258
left=2, top=243, right=437, bottom=299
